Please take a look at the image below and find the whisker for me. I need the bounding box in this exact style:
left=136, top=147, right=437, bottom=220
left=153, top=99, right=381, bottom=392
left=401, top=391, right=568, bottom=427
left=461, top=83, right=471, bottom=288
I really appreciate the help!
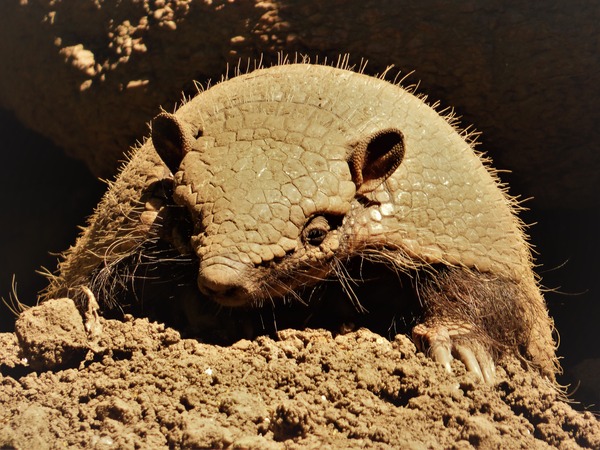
left=333, top=257, right=367, bottom=313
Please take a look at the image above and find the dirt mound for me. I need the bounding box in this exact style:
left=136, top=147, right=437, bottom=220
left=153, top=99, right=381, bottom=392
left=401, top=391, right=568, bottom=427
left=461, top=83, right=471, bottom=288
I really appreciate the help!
left=1, top=299, right=598, bottom=449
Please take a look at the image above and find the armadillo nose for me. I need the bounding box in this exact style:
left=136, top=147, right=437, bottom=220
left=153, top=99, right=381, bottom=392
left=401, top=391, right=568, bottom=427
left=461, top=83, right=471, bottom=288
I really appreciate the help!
left=197, top=262, right=251, bottom=307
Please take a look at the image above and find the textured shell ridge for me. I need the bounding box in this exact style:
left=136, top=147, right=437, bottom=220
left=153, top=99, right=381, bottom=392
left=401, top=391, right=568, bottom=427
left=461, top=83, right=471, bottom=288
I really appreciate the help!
left=161, top=59, right=533, bottom=282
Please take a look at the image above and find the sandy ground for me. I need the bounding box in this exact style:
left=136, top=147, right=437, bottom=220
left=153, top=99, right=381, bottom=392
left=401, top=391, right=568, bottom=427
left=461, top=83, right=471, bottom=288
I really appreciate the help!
left=0, top=298, right=598, bottom=449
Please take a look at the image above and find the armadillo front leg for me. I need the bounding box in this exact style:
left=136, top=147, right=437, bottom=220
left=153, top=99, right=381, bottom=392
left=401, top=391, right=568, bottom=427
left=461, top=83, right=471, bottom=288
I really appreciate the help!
left=407, top=265, right=537, bottom=383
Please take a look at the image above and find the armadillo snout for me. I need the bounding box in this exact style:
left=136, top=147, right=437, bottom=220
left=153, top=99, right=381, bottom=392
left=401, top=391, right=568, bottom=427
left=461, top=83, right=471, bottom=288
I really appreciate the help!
left=197, top=260, right=253, bottom=307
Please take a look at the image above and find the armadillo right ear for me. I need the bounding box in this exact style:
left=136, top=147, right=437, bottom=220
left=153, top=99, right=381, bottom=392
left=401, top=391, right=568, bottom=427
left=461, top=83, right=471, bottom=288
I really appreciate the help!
left=349, top=128, right=405, bottom=195
left=151, top=112, right=195, bottom=174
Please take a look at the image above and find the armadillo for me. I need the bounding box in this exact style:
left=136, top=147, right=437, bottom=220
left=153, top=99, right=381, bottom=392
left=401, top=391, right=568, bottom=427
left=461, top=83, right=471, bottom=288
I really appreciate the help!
left=42, top=62, right=559, bottom=381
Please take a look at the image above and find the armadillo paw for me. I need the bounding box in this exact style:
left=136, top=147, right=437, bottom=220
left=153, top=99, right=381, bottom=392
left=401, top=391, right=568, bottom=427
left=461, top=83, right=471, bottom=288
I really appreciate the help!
left=412, top=323, right=495, bottom=383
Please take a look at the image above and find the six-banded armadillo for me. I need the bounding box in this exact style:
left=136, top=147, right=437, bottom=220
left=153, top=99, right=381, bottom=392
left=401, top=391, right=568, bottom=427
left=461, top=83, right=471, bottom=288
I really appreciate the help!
left=42, top=62, right=558, bottom=381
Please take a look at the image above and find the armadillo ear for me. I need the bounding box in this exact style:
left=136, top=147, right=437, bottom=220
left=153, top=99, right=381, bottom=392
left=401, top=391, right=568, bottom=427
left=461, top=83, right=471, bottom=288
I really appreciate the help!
left=152, top=112, right=195, bottom=174
left=349, top=128, right=405, bottom=195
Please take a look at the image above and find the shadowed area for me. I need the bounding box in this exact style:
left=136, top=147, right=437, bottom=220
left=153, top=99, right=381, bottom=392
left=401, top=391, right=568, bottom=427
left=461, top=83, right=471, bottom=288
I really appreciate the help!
left=0, top=108, right=104, bottom=330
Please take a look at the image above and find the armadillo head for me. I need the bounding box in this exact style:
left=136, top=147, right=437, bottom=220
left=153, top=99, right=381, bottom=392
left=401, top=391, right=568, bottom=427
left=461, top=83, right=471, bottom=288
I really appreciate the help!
left=152, top=112, right=404, bottom=307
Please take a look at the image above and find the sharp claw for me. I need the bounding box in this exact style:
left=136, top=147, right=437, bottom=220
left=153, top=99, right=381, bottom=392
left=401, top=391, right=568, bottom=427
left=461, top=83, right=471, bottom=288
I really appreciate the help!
left=414, top=324, right=454, bottom=373
left=480, top=352, right=495, bottom=383
left=455, top=344, right=484, bottom=381
left=431, top=344, right=453, bottom=373
left=481, top=363, right=494, bottom=383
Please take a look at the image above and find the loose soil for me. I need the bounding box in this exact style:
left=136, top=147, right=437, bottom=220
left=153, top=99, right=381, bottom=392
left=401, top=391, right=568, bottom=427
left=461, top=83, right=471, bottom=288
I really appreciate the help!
left=1, top=298, right=598, bottom=449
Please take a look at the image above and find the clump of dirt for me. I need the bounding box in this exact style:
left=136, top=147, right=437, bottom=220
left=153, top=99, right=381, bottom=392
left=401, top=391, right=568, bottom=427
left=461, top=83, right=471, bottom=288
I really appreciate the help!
left=1, top=299, right=598, bottom=449
left=14, top=298, right=88, bottom=371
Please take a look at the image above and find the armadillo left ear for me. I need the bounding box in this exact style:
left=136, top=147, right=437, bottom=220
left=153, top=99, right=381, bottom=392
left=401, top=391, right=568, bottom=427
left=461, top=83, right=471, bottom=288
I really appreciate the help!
left=152, top=112, right=195, bottom=174
left=349, top=128, right=405, bottom=195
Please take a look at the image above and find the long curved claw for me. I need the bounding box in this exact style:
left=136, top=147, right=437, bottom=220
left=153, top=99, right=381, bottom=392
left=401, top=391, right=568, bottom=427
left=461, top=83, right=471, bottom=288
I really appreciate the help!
left=431, top=343, right=453, bottom=374
left=478, top=348, right=496, bottom=383
left=413, top=323, right=455, bottom=374
left=454, top=343, right=484, bottom=381
left=424, top=326, right=453, bottom=374
left=461, top=340, right=495, bottom=383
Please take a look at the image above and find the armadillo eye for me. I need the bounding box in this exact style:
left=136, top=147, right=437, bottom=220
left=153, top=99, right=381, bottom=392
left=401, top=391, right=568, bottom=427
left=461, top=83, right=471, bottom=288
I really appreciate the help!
left=302, top=215, right=331, bottom=246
